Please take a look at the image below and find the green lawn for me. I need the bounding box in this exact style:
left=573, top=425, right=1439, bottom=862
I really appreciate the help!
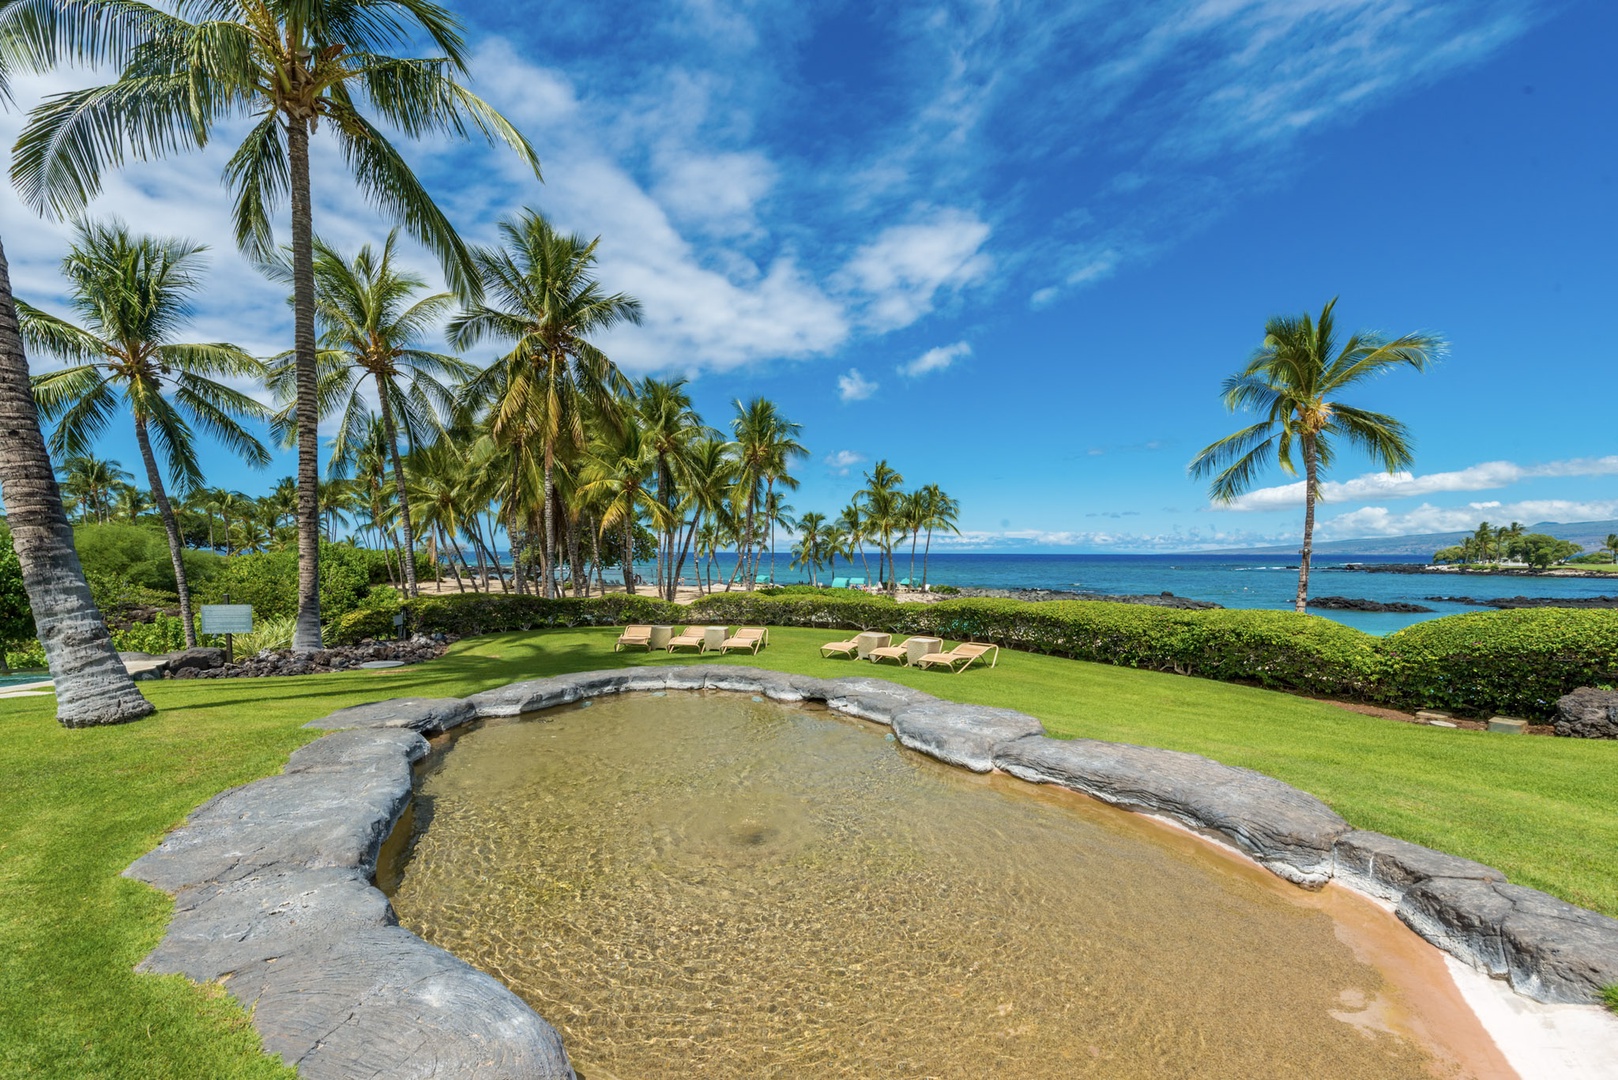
left=3, top=626, right=1615, bottom=1077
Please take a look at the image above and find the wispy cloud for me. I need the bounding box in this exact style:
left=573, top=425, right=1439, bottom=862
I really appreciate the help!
left=824, top=449, right=866, bottom=476
left=899, top=340, right=971, bottom=377
left=1222, top=456, right=1618, bottom=512
left=836, top=368, right=878, bottom=402
left=839, top=208, right=992, bottom=331
left=932, top=525, right=1290, bottom=552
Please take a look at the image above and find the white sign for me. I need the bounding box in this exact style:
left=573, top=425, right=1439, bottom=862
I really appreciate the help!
left=200, top=604, right=253, bottom=635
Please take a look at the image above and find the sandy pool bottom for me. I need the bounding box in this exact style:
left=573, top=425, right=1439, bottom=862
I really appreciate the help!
left=383, top=691, right=1513, bottom=1079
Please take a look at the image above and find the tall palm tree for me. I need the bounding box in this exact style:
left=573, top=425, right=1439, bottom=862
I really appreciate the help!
left=636, top=377, right=701, bottom=599
left=0, top=0, right=162, bottom=725
left=451, top=210, right=641, bottom=598
left=791, top=510, right=831, bottom=586
left=23, top=221, right=268, bottom=646
left=56, top=453, right=131, bottom=523
left=266, top=231, right=470, bottom=597
left=112, top=483, right=152, bottom=523
left=1189, top=298, right=1443, bottom=612
left=577, top=415, right=666, bottom=595
left=17, top=0, right=540, bottom=651
left=729, top=397, right=805, bottom=588
left=837, top=502, right=870, bottom=584
left=1605, top=534, right=1618, bottom=565
left=668, top=434, right=733, bottom=598
left=916, top=483, right=960, bottom=590
left=860, top=459, right=905, bottom=590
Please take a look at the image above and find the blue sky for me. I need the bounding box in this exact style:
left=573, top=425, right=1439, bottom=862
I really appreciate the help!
left=3, top=0, right=1615, bottom=551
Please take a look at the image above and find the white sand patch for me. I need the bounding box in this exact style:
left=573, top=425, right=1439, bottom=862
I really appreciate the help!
left=1444, top=956, right=1618, bottom=1079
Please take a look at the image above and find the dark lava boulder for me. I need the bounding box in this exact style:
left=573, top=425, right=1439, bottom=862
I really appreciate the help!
left=1553, top=687, right=1618, bottom=739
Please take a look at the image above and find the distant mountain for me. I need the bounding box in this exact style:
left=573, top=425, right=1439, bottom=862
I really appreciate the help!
left=1214, top=520, right=1618, bottom=558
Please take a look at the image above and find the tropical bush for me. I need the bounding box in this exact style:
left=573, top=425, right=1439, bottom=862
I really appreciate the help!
left=201, top=543, right=385, bottom=622
left=110, top=614, right=191, bottom=654
left=401, top=592, right=682, bottom=640
left=1376, top=609, right=1618, bottom=719
left=74, top=523, right=219, bottom=593
left=0, top=525, right=36, bottom=672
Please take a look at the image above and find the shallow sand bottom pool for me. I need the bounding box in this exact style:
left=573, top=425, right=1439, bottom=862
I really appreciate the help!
left=381, top=691, right=1506, bottom=1079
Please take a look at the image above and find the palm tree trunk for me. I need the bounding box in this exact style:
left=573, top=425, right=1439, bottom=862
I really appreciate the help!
left=568, top=516, right=585, bottom=598
left=0, top=237, right=151, bottom=727
left=922, top=528, right=933, bottom=590
left=909, top=529, right=919, bottom=586
left=377, top=385, right=418, bottom=598
left=1295, top=437, right=1318, bottom=615
left=287, top=121, right=323, bottom=652
left=133, top=414, right=197, bottom=648
left=541, top=450, right=558, bottom=599
left=621, top=515, right=635, bottom=594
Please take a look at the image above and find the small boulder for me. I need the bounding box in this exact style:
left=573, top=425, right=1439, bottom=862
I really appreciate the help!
left=1553, top=687, right=1618, bottom=739
left=165, top=647, right=225, bottom=673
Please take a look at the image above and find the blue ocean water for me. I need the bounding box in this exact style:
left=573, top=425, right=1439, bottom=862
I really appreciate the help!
left=657, top=552, right=1618, bottom=635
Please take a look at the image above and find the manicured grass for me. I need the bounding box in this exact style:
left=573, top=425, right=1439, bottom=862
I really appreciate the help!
left=2, top=625, right=1615, bottom=1076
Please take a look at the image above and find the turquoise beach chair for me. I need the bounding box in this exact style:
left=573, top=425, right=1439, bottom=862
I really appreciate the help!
left=830, top=577, right=848, bottom=589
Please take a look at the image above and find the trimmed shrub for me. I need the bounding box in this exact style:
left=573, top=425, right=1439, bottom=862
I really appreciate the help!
left=111, top=614, right=191, bottom=655
left=202, top=542, right=378, bottom=621
left=1376, top=609, right=1618, bottom=719
left=329, top=606, right=405, bottom=646
left=404, top=592, right=682, bottom=638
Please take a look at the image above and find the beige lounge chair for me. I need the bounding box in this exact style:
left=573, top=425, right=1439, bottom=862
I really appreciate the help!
left=915, top=642, right=999, bottom=673
left=615, top=624, right=653, bottom=651
left=820, top=637, right=861, bottom=658
left=719, top=627, right=769, bottom=654
left=666, top=626, right=707, bottom=653
left=868, top=637, right=929, bottom=666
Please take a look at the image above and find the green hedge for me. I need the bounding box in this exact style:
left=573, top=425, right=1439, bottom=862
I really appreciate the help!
left=388, top=591, right=1618, bottom=719
left=1376, top=609, right=1618, bottom=719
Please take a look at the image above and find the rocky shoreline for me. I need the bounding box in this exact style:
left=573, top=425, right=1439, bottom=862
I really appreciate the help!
left=1307, top=596, right=1435, bottom=613
left=949, top=586, right=1221, bottom=609
left=1424, top=595, right=1618, bottom=610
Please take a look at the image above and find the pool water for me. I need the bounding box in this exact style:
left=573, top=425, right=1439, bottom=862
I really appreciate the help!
left=382, top=693, right=1498, bottom=1079
left=0, top=672, right=49, bottom=688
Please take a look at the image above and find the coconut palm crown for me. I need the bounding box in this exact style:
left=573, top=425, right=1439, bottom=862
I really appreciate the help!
left=1189, top=297, right=1444, bottom=613
left=264, top=230, right=471, bottom=597
left=22, top=219, right=269, bottom=645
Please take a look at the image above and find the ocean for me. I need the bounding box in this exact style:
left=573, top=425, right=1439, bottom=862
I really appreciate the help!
left=644, top=552, right=1618, bottom=635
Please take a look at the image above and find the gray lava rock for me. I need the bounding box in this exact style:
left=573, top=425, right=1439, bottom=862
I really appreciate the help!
left=126, top=730, right=424, bottom=892
left=1397, top=877, right=1618, bottom=1004
left=307, top=697, right=477, bottom=734
left=890, top=702, right=1044, bottom=772
left=224, top=926, right=573, bottom=1079
left=996, top=735, right=1349, bottom=886
left=165, top=647, right=225, bottom=673
left=1331, top=830, right=1504, bottom=902
left=1553, top=687, right=1618, bottom=739
left=139, top=867, right=395, bottom=983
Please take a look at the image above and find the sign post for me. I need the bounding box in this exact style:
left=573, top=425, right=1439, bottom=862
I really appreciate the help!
left=200, top=602, right=254, bottom=664
left=393, top=611, right=406, bottom=642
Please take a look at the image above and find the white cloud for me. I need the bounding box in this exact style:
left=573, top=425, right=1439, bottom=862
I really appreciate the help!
left=1320, top=500, right=1618, bottom=540
left=930, top=526, right=1289, bottom=552
left=840, top=208, right=992, bottom=331
left=824, top=449, right=866, bottom=476
left=899, top=340, right=971, bottom=377
left=1222, top=456, right=1618, bottom=512
left=836, top=368, right=878, bottom=402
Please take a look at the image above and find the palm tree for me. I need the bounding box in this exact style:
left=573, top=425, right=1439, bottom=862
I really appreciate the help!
left=791, top=510, right=831, bottom=586
left=1473, top=521, right=1495, bottom=565
left=56, top=453, right=130, bottom=524
left=636, top=377, right=701, bottom=599
left=17, top=0, right=540, bottom=651
left=23, top=221, right=269, bottom=647
left=1189, top=298, right=1443, bottom=613
left=577, top=415, right=667, bottom=595
left=860, top=460, right=905, bottom=590
left=837, top=502, right=871, bottom=584
left=1605, top=534, right=1618, bottom=565
left=667, top=433, right=732, bottom=598
left=916, top=483, right=960, bottom=590
left=112, top=483, right=152, bottom=523
left=729, top=398, right=805, bottom=588
left=0, top=0, right=163, bottom=726
left=451, top=210, right=641, bottom=598
left=266, top=231, right=470, bottom=598
left=209, top=489, right=254, bottom=558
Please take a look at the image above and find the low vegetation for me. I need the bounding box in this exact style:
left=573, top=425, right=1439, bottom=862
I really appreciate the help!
left=373, top=591, right=1618, bottom=720
left=3, top=627, right=1615, bottom=1077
